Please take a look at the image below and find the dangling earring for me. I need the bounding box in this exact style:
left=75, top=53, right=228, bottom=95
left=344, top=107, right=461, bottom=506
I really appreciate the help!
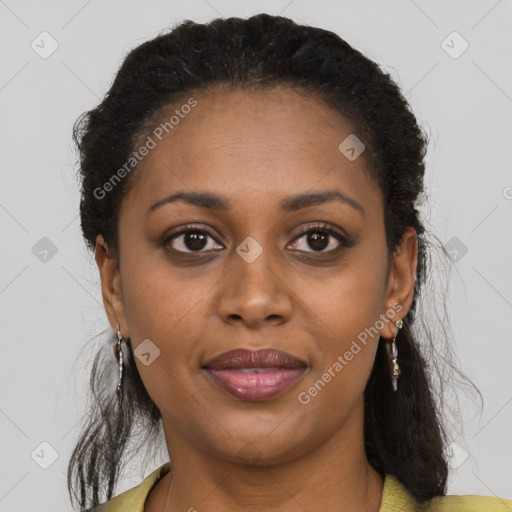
left=385, top=318, right=403, bottom=392
left=115, top=322, right=125, bottom=394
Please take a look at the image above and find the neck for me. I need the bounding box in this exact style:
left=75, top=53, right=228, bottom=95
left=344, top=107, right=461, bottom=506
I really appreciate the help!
left=150, top=404, right=384, bottom=511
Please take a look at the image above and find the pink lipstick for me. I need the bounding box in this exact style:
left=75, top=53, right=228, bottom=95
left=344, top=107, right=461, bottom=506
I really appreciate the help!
left=202, top=348, right=308, bottom=401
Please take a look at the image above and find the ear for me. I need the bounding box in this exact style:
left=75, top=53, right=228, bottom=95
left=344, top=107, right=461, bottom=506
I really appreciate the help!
left=95, top=234, right=128, bottom=338
left=380, top=226, right=418, bottom=339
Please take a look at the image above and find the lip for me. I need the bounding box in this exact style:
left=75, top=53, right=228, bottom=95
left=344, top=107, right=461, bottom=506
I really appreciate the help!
left=202, top=348, right=309, bottom=401
left=203, top=348, right=308, bottom=370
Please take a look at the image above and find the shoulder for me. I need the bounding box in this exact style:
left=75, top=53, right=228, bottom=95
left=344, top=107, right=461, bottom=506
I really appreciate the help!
left=87, top=462, right=172, bottom=512
left=381, top=474, right=512, bottom=512
left=425, top=494, right=512, bottom=511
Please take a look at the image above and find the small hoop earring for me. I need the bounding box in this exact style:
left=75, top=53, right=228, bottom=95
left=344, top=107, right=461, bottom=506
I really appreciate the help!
left=385, top=318, right=403, bottom=392
left=115, top=322, right=125, bottom=394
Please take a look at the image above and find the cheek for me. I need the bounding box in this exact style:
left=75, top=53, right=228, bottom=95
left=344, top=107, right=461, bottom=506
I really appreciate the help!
left=299, top=253, right=387, bottom=397
left=121, top=250, right=210, bottom=343
left=119, top=253, right=222, bottom=394
left=311, top=259, right=385, bottom=342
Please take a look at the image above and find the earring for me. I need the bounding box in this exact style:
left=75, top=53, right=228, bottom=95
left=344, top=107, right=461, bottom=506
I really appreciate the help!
left=385, top=318, right=403, bottom=392
left=115, top=323, right=125, bottom=394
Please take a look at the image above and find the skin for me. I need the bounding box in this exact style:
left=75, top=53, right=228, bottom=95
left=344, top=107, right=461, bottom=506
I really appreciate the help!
left=95, top=86, right=418, bottom=511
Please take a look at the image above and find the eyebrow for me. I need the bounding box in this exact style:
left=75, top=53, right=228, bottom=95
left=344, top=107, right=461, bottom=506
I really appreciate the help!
left=147, top=190, right=365, bottom=218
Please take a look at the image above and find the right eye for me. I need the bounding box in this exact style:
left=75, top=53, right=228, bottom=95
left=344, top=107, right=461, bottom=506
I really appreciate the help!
left=163, top=225, right=224, bottom=254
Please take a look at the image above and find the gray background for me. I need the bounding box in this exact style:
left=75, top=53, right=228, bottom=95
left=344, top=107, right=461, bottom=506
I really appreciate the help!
left=0, top=0, right=511, bottom=510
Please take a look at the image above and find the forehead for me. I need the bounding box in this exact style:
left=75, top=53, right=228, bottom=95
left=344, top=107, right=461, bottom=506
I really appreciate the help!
left=122, top=86, right=381, bottom=218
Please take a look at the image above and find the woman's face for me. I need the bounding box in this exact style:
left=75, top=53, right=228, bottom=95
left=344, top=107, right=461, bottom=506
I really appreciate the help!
left=97, top=86, right=417, bottom=466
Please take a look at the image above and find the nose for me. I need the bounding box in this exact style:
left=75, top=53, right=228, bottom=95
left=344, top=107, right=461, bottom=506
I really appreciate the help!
left=216, top=248, right=293, bottom=330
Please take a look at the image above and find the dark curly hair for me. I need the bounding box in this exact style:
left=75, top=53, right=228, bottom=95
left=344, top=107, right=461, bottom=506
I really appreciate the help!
left=67, top=13, right=481, bottom=510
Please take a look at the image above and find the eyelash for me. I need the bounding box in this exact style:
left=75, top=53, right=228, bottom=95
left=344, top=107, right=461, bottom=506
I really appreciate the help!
left=163, top=222, right=350, bottom=255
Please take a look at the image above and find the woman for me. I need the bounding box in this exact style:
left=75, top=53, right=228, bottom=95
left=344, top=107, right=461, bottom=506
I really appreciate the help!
left=67, top=13, right=512, bottom=512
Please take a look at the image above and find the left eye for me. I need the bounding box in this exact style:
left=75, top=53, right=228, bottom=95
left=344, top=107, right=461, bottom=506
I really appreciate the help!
left=288, top=226, right=347, bottom=253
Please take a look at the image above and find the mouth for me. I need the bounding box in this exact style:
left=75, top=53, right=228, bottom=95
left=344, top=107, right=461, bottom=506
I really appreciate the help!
left=202, top=348, right=308, bottom=401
